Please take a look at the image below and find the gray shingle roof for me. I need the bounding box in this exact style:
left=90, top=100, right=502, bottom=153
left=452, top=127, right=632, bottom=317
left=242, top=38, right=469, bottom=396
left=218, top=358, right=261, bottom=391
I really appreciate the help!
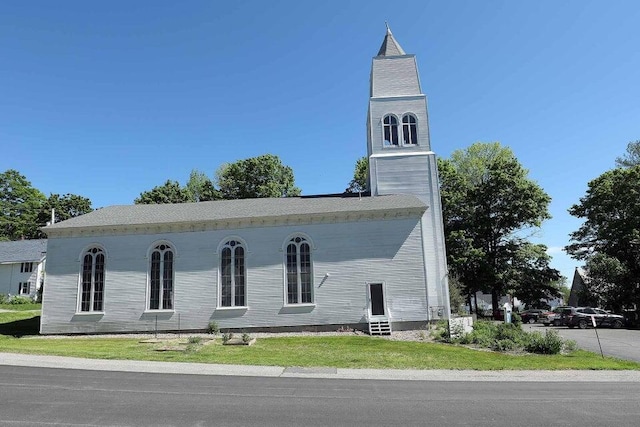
left=0, top=239, right=47, bottom=263
left=43, top=194, right=426, bottom=231
left=377, top=26, right=406, bottom=56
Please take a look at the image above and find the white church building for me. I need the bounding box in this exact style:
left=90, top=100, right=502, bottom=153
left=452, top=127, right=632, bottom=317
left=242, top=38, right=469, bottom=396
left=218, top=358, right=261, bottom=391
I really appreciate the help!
left=40, top=28, right=451, bottom=335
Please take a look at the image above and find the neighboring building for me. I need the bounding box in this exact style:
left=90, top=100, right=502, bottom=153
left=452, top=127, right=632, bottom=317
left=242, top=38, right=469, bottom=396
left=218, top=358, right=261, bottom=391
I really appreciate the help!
left=0, top=239, right=47, bottom=300
left=40, top=27, right=451, bottom=335
left=568, top=267, right=588, bottom=307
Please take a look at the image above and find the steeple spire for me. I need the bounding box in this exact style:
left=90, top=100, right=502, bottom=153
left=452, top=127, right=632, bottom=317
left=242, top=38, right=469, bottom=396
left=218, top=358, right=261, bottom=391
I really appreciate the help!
left=376, top=24, right=406, bottom=56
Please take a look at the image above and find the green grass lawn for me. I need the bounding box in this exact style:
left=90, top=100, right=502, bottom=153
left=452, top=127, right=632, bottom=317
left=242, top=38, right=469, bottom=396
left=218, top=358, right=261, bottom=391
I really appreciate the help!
left=1, top=311, right=639, bottom=370
left=0, top=303, right=42, bottom=311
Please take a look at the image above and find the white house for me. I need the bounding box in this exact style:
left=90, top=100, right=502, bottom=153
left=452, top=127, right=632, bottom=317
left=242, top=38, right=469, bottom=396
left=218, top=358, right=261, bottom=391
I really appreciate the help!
left=0, top=239, right=47, bottom=300
left=40, top=27, right=451, bottom=335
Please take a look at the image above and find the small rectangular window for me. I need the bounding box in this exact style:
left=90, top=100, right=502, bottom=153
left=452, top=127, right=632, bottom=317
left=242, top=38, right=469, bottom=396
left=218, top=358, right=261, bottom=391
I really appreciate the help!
left=21, top=262, right=34, bottom=273
left=19, top=282, right=31, bottom=295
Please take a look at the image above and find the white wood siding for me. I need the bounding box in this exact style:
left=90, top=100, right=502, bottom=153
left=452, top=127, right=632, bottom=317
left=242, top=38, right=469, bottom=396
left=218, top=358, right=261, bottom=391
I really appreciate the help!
left=371, top=56, right=421, bottom=97
left=0, top=262, right=41, bottom=298
left=41, top=216, right=428, bottom=334
left=370, top=153, right=451, bottom=317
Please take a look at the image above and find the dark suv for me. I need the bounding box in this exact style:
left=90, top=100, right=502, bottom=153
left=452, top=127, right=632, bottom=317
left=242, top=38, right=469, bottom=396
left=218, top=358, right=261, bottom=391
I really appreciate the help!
left=562, top=307, right=625, bottom=329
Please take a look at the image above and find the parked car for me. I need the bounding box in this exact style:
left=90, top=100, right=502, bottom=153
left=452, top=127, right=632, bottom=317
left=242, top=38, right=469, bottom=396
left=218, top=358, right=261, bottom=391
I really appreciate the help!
left=539, top=306, right=573, bottom=326
left=519, top=309, right=546, bottom=324
left=563, top=307, right=625, bottom=329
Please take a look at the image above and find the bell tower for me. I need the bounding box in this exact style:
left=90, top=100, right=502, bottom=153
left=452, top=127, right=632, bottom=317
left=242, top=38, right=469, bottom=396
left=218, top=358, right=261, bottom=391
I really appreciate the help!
left=367, top=26, right=451, bottom=318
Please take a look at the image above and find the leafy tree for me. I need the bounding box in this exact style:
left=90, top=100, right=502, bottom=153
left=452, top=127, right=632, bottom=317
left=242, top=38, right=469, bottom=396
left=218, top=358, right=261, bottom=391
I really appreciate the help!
left=36, top=193, right=93, bottom=230
left=216, top=154, right=301, bottom=199
left=345, top=156, right=368, bottom=193
left=506, top=242, right=562, bottom=308
left=135, top=180, right=191, bottom=204
left=566, top=166, right=640, bottom=310
left=615, top=140, right=640, bottom=168
left=185, top=169, right=221, bottom=202
left=0, top=170, right=46, bottom=240
left=438, top=142, right=557, bottom=313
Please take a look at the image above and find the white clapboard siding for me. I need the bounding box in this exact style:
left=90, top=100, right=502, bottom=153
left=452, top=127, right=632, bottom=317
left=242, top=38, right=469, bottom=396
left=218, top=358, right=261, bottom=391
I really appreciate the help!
left=41, top=216, right=429, bottom=334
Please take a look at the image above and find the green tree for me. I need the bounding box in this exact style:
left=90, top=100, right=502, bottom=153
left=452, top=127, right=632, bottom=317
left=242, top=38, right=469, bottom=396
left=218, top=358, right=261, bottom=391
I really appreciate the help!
left=438, top=142, right=557, bottom=313
left=566, top=166, right=640, bottom=310
left=0, top=170, right=46, bottom=240
left=135, top=180, right=191, bottom=204
left=615, top=140, right=640, bottom=168
left=345, top=156, right=368, bottom=193
left=36, top=193, right=93, bottom=231
left=507, top=242, right=562, bottom=308
left=216, top=154, right=301, bottom=199
left=185, top=169, right=221, bottom=202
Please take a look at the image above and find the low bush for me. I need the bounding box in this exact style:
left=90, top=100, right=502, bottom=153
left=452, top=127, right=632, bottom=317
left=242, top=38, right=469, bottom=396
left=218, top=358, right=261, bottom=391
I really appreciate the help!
left=188, top=336, right=203, bottom=344
left=524, top=330, right=573, bottom=355
left=9, top=296, right=32, bottom=305
left=222, top=332, right=234, bottom=344
left=438, top=320, right=576, bottom=355
left=206, top=321, right=219, bottom=335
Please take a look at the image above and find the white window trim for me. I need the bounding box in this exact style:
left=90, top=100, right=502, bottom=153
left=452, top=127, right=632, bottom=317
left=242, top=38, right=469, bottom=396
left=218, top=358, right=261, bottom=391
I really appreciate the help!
left=381, top=114, right=400, bottom=148
left=282, top=233, right=315, bottom=306
left=401, top=113, right=418, bottom=146
left=18, top=282, right=31, bottom=295
left=217, top=237, right=248, bottom=309
left=146, top=240, right=176, bottom=311
left=76, top=245, right=107, bottom=314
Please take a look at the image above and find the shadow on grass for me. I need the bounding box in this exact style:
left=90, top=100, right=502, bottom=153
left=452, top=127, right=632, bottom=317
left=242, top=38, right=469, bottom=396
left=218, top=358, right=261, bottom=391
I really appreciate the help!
left=0, top=316, right=40, bottom=337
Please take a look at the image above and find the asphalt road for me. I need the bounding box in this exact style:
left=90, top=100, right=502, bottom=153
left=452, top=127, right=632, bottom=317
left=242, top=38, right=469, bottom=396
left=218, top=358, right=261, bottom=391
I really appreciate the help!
left=523, top=323, right=640, bottom=362
left=1, top=365, right=640, bottom=427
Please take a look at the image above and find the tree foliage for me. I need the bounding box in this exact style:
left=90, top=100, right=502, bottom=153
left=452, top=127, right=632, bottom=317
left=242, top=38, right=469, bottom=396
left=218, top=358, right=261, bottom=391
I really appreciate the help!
left=185, top=169, right=221, bottom=202
left=615, top=140, right=640, bottom=168
left=566, top=166, right=640, bottom=310
left=216, top=154, right=301, bottom=199
left=345, top=156, right=368, bottom=193
left=36, top=193, right=93, bottom=233
left=135, top=180, right=191, bottom=205
left=438, top=142, right=559, bottom=312
left=0, top=170, right=46, bottom=240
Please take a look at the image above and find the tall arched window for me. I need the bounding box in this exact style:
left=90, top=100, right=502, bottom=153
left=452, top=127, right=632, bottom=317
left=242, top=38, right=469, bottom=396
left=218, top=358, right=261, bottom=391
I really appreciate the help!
left=402, top=114, right=418, bottom=145
left=79, top=247, right=105, bottom=312
left=285, top=236, right=312, bottom=304
left=383, top=115, right=399, bottom=146
left=220, top=240, right=246, bottom=307
left=148, top=243, right=174, bottom=310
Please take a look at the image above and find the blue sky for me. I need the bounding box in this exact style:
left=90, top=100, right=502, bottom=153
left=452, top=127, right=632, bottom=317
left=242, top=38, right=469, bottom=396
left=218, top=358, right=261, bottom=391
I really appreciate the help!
left=2, top=0, right=639, bottom=283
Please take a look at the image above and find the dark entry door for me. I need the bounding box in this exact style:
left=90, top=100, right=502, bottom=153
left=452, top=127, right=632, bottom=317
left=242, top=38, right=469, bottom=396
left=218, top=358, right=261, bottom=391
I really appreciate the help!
left=369, top=283, right=385, bottom=316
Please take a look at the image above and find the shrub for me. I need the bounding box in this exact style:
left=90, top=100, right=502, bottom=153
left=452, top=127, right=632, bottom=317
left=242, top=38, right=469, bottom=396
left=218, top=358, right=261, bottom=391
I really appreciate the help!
left=242, top=332, right=251, bottom=343
left=222, top=332, right=234, bottom=344
left=0, top=294, right=8, bottom=304
left=188, top=336, right=203, bottom=344
left=430, top=320, right=453, bottom=343
left=524, top=330, right=564, bottom=355
left=493, top=338, right=517, bottom=352
left=9, top=296, right=32, bottom=305
left=206, top=321, right=220, bottom=335
left=511, top=312, right=522, bottom=327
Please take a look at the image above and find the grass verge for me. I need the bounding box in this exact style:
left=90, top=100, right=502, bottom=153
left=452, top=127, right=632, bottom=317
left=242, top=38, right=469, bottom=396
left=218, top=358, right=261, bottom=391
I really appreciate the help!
left=1, top=312, right=639, bottom=370
left=0, top=303, right=42, bottom=311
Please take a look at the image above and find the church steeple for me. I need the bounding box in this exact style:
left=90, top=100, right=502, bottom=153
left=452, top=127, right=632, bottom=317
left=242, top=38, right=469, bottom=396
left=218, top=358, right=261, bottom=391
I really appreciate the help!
left=376, top=23, right=406, bottom=57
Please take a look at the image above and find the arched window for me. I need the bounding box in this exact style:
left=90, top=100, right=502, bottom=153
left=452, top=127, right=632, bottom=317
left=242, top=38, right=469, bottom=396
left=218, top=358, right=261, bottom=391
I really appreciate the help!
left=148, top=243, right=174, bottom=310
left=402, top=114, right=418, bottom=145
left=220, top=240, right=246, bottom=307
left=383, top=115, right=399, bottom=146
left=79, top=247, right=105, bottom=312
left=285, top=236, right=312, bottom=304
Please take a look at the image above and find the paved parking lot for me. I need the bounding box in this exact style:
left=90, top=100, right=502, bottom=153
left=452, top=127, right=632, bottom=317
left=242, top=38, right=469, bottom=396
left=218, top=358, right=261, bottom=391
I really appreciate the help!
left=523, top=323, right=640, bottom=362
